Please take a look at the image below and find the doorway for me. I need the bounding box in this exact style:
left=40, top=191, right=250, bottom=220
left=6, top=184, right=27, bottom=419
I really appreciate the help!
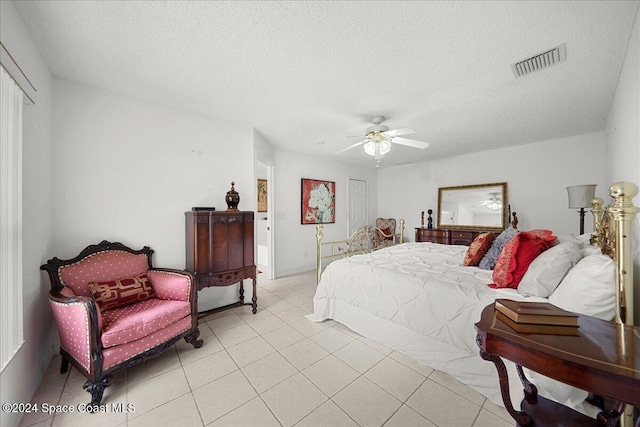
left=257, top=161, right=274, bottom=280
left=348, top=178, right=368, bottom=237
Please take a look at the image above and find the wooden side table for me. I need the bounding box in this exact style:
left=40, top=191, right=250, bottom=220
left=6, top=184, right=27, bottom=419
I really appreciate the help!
left=474, top=304, right=640, bottom=427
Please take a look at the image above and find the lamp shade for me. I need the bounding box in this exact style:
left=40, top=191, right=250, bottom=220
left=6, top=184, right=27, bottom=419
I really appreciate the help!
left=567, top=185, right=597, bottom=209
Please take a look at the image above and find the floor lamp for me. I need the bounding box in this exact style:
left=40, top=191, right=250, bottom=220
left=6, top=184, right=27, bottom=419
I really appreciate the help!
left=567, top=184, right=597, bottom=235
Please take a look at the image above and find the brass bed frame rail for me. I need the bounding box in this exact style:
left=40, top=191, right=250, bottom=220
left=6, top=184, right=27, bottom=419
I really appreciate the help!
left=315, top=220, right=405, bottom=285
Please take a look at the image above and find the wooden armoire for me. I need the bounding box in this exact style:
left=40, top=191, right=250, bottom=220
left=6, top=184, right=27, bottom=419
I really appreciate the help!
left=185, top=210, right=257, bottom=315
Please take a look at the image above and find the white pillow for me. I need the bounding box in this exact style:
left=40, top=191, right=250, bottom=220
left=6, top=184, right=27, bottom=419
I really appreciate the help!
left=518, top=242, right=582, bottom=298
left=549, top=254, right=615, bottom=320
left=555, top=235, right=583, bottom=246
left=576, top=233, right=593, bottom=245
left=581, top=244, right=602, bottom=257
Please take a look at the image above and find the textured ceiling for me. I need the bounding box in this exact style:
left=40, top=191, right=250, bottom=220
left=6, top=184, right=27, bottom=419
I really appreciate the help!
left=14, top=1, right=640, bottom=168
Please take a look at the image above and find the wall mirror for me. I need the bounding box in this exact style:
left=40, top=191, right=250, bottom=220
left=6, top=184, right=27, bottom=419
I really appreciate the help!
left=437, top=182, right=508, bottom=230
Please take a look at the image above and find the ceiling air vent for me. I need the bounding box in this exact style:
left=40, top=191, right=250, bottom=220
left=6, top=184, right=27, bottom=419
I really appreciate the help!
left=511, top=43, right=566, bottom=78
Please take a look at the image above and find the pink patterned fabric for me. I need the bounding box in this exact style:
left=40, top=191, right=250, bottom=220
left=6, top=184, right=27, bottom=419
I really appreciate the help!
left=147, top=270, right=192, bottom=302
left=376, top=218, right=396, bottom=235
left=378, top=227, right=394, bottom=241
left=88, top=273, right=156, bottom=311
left=50, top=300, right=91, bottom=372
left=102, top=317, right=191, bottom=370
left=59, top=251, right=149, bottom=297
left=101, top=299, right=190, bottom=348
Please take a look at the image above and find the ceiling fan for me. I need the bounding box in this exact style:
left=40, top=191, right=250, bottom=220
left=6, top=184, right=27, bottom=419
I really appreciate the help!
left=472, top=193, right=503, bottom=211
left=336, top=115, right=429, bottom=163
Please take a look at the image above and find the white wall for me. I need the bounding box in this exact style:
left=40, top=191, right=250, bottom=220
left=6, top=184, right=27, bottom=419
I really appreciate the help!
left=0, top=2, right=54, bottom=427
left=606, top=8, right=640, bottom=189
left=605, top=6, right=640, bottom=325
left=379, top=132, right=607, bottom=239
left=52, top=78, right=256, bottom=311
left=274, top=150, right=378, bottom=276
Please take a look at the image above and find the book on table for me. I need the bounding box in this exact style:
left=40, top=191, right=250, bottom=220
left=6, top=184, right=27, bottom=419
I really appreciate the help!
left=494, top=299, right=578, bottom=327
left=495, top=311, right=580, bottom=336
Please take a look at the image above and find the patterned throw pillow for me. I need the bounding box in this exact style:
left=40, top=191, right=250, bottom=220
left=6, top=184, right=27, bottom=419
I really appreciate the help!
left=463, top=232, right=496, bottom=266
left=478, top=228, right=518, bottom=270
left=489, top=231, right=556, bottom=289
left=88, top=273, right=155, bottom=311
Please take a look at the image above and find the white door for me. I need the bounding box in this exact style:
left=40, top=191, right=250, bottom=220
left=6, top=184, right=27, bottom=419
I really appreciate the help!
left=348, top=179, right=368, bottom=237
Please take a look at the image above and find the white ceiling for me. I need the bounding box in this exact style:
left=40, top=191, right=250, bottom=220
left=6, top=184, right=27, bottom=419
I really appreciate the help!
left=14, top=1, right=640, bottom=168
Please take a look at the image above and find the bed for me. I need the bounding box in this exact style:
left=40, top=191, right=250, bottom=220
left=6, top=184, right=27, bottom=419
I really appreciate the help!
left=307, top=181, right=638, bottom=419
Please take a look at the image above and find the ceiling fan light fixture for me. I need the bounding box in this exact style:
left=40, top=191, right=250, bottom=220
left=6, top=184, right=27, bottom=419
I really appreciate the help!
left=363, top=136, right=391, bottom=160
left=486, top=200, right=503, bottom=210
left=337, top=115, right=428, bottom=163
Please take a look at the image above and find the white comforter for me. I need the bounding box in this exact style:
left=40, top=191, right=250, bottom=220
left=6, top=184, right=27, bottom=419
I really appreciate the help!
left=307, top=242, right=593, bottom=413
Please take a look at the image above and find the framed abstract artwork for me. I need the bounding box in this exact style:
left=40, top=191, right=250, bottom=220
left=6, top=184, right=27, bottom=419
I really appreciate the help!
left=301, top=178, right=335, bottom=224
left=257, top=179, right=267, bottom=212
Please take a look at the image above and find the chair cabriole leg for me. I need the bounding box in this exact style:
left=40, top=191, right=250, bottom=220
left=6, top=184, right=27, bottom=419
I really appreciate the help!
left=185, top=328, right=203, bottom=348
left=83, top=376, right=111, bottom=407
left=60, top=356, right=69, bottom=374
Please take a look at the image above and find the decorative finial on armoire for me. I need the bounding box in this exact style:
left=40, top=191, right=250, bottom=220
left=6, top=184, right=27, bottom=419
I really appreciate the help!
left=225, top=181, right=240, bottom=211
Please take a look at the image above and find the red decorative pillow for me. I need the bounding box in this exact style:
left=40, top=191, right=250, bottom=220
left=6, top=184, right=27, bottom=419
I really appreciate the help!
left=489, top=231, right=556, bottom=289
left=88, top=273, right=155, bottom=311
left=379, top=227, right=394, bottom=240
left=463, top=232, right=496, bottom=266
left=526, top=229, right=556, bottom=241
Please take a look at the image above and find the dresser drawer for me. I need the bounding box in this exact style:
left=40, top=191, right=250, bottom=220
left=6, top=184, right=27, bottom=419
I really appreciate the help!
left=415, top=228, right=448, bottom=244
left=424, top=236, right=448, bottom=244
left=449, top=231, right=475, bottom=245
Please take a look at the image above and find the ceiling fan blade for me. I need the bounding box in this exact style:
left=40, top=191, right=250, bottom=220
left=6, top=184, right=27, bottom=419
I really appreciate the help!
left=335, top=140, right=365, bottom=154
left=383, top=128, right=415, bottom=137
left=392, top=137, right=429, bottom=149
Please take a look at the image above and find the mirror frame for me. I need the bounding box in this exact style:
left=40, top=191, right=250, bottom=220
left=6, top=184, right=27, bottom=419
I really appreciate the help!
left=437, top=182, right=508, bottom=231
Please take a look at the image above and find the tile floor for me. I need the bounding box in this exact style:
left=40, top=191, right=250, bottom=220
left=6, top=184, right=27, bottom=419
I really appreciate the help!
left=20, top=271, right=513, bottom=427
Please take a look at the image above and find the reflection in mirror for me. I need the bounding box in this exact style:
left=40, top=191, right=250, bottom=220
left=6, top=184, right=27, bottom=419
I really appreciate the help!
left=437, top=182, right=508, bottom=230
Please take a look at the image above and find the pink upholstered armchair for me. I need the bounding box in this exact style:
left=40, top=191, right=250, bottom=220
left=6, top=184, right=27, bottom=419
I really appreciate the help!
left=41, top=240, right=202, bottom=406
left=376, top=218, right=397, bottom=245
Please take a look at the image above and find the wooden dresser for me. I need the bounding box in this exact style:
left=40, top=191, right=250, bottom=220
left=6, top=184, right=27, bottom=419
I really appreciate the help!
left=185, top=210, right=257, bottom=315
left=415, top=228, right=497, bottom=245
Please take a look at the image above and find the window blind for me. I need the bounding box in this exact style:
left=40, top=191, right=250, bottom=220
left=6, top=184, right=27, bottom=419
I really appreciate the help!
left=0, top=65, right=24, bottom=372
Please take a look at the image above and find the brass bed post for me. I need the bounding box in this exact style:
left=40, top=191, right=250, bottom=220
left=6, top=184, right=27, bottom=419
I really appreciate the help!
left=608, top=182, right=639, bottom=325
left=316, top=225, right=323, bottom=286
left=608, top=182, right=638, bottom=427
left=399, top=219, right=405, bottom=243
